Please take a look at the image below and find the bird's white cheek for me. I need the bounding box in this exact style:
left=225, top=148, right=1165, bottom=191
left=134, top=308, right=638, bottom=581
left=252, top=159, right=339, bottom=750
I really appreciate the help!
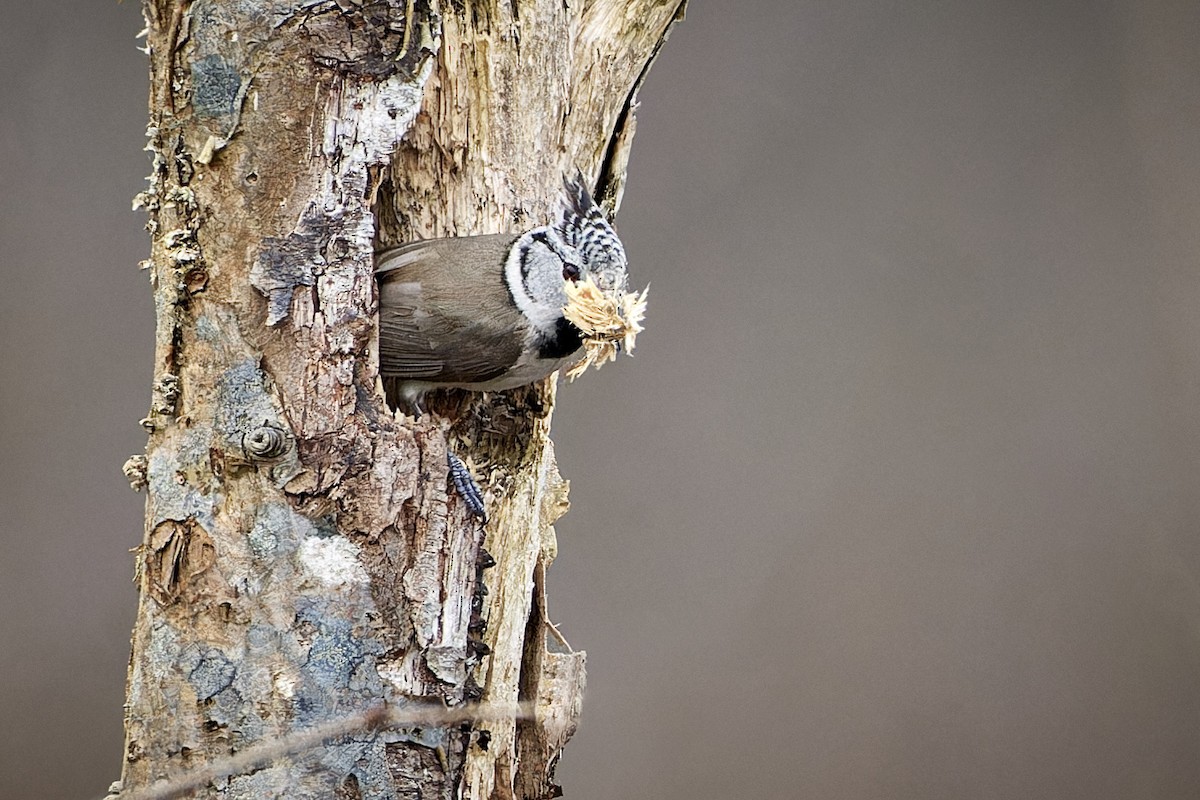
left=504, top=244, right=538, bottom=319
left=505, top=243, right=564, bottom=334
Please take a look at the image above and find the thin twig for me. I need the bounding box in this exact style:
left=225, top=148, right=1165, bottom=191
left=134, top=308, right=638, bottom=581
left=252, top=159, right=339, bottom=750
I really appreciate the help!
left=111, top=701, right=534, bottom=800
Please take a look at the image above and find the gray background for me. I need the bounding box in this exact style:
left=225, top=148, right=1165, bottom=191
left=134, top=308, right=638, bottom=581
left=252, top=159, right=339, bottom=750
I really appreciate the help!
left=3, top=2, right=1200, bottom=798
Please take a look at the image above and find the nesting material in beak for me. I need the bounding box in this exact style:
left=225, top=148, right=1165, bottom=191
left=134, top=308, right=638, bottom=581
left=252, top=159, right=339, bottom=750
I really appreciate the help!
left=562, top=276, right=649, bottom=381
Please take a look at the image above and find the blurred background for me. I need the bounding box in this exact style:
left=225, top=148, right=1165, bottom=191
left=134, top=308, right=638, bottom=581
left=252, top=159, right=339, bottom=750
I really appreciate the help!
left=3, top=1, right=1200, bottom=798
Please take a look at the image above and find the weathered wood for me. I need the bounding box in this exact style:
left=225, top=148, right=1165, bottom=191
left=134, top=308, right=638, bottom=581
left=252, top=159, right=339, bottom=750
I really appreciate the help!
left=119, top=1, right=683, bottom=798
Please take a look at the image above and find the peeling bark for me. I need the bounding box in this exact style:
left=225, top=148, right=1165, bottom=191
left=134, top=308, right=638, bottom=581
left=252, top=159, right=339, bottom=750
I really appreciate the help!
left=119, top=1, right=684, bottom=798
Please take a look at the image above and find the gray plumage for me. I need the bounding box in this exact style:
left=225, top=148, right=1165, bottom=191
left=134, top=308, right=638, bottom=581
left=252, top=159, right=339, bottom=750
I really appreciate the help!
left=377, top=234, right=526, bottom=387
left=375, top=179, right=630, bottom=413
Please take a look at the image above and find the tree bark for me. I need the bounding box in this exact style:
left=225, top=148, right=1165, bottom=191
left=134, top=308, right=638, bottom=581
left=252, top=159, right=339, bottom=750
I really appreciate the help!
left=118, top=1, right=683, bottom=798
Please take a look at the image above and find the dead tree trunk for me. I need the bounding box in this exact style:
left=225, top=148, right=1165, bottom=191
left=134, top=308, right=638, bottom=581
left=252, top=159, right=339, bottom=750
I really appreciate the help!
left=117, top=1, right=683, bottom=798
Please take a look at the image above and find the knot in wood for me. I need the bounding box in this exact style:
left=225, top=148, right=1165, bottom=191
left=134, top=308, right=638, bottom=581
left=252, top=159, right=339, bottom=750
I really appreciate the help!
left=183, top=266, right=209, bottom=294
left=242, top=424, right=291, bottom=460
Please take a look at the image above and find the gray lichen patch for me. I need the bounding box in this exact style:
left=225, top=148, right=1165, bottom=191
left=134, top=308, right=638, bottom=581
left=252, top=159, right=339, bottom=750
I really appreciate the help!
left=293, top=599, right=388, bottom=718
left=250, top=221, right=320, bottom=326
left=191, top=55, right=243, bottom=119
left=246, top=500, right=297, bottom=561
left=186, top=646, right=237, bottom=701
left=146, top=432, right=219, bottom=525
left=305, top=625, right=364, bottom=693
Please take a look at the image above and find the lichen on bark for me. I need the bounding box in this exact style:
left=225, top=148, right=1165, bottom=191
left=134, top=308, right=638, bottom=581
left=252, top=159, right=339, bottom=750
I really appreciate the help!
left=120, top=1, right=684, bottom=798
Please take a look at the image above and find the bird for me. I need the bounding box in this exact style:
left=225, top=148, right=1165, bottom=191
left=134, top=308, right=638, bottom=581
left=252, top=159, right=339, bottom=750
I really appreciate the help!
left=375, top=178, right=629, bottom=415
left=375, top=178, right=632, bottom=521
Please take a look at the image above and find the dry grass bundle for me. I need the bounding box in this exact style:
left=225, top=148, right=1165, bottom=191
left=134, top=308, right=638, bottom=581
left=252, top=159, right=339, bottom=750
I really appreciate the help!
left=561, top=277, right=649, bottom=380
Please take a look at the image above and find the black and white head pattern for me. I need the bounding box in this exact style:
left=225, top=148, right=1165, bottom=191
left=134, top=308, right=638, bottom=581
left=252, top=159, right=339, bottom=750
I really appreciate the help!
left=556, top=178, right=628, bottom=294
left=505, top=177, right=630, bottom=335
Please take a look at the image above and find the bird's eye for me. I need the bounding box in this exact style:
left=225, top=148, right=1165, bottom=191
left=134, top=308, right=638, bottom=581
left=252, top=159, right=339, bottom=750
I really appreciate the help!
left=563, top=263, right=581, bottom=282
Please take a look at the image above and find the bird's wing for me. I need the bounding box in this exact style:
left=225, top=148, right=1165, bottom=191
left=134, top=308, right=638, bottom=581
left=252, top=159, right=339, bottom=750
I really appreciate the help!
left=376, top=235, right=527, bottom=384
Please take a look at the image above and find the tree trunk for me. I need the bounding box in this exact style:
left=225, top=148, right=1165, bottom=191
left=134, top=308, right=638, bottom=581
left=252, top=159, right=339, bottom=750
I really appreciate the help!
left=117, top=1, right=683, bottom=798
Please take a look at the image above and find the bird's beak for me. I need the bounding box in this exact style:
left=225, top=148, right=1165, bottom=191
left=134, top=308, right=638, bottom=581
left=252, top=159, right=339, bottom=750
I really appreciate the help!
left=594, top=270, right=627, bottom=294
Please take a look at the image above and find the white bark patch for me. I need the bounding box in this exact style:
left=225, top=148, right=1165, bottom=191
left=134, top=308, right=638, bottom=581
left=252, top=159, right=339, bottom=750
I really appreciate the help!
left=273, top=671, right=298, bottom=699
left=322, top=69, right=433, bottom=165
left=299, top=536, right=368, bottom=587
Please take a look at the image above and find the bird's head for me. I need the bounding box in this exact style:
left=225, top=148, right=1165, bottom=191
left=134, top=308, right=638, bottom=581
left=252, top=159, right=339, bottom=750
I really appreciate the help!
left=508, top=177, right=630, bottom=332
